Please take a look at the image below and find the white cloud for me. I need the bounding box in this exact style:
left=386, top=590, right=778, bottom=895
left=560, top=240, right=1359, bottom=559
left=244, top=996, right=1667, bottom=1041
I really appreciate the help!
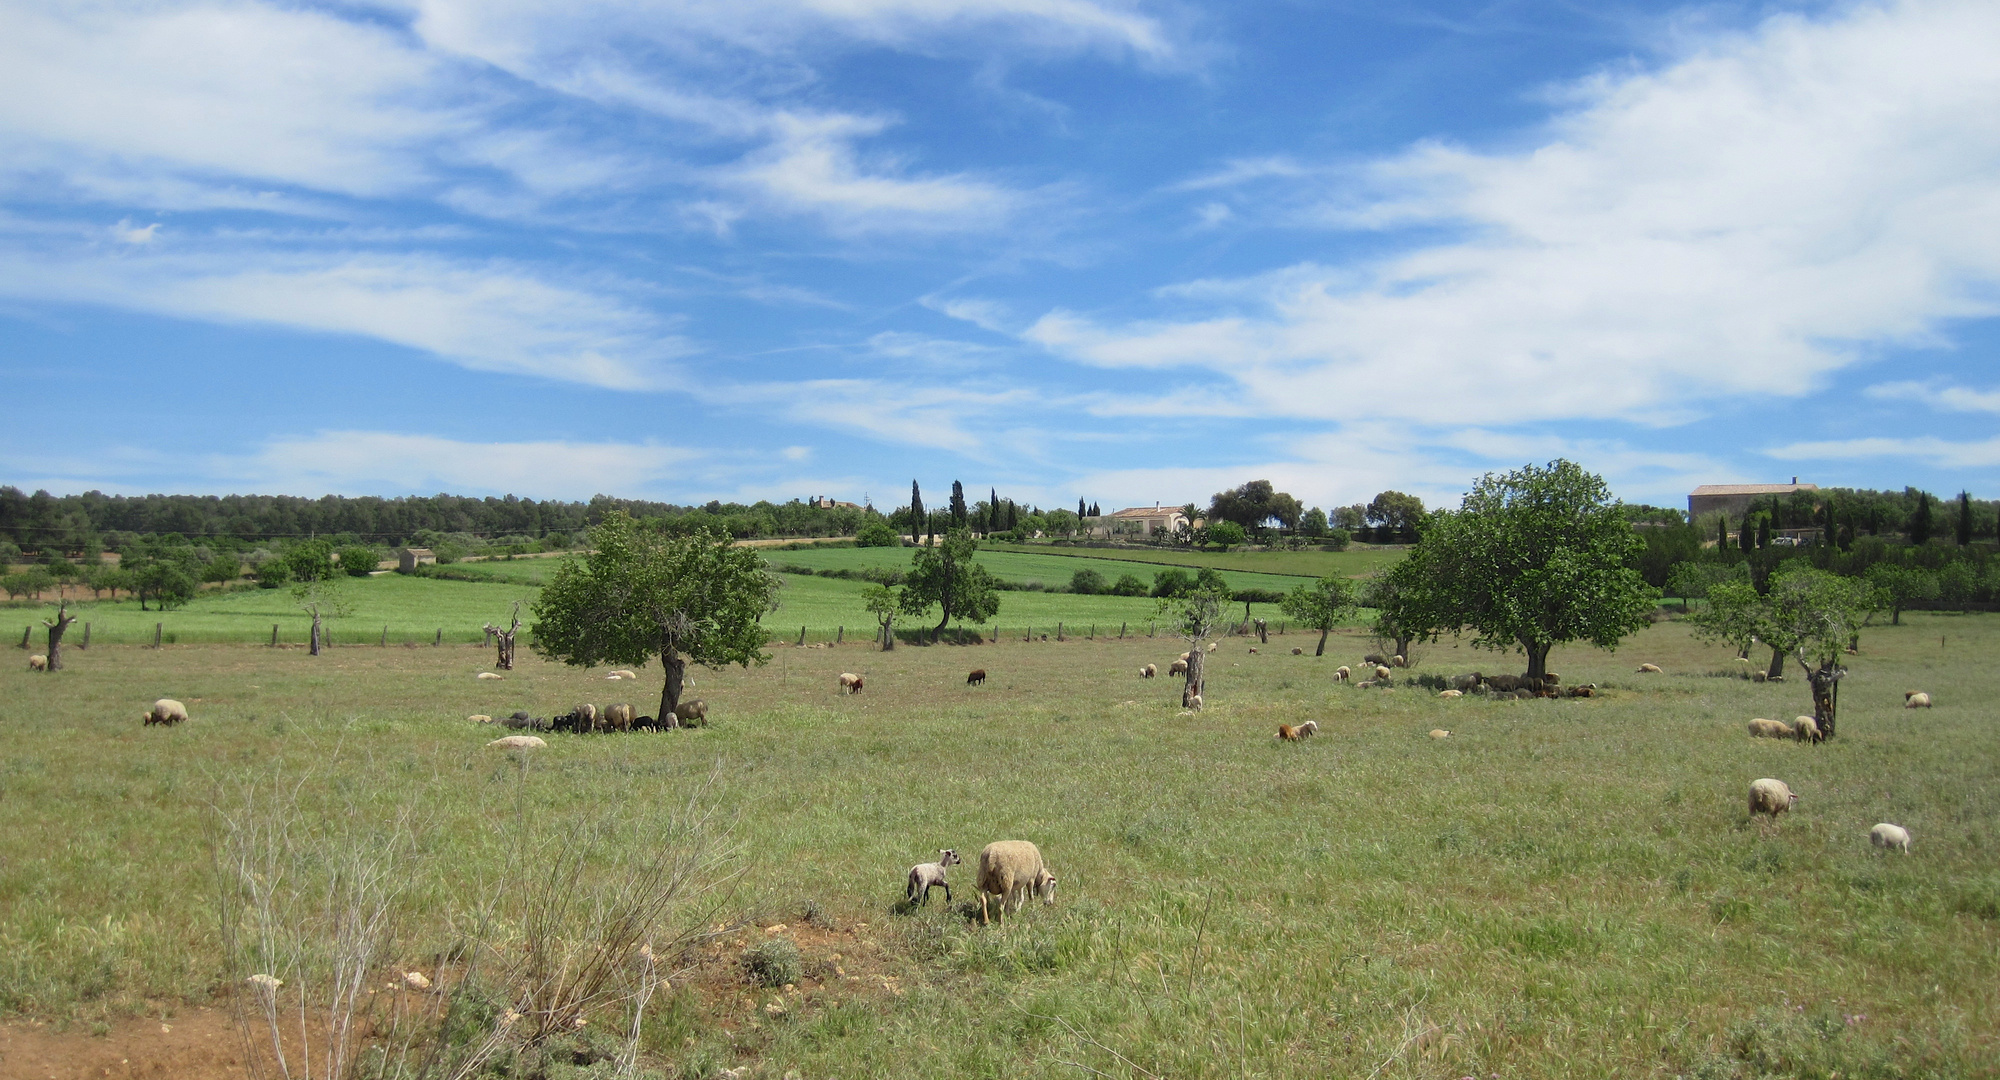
left=1171, top=156, right=1307, bottom=191
left=1193, top=202, right=1232, bottom=228
left=1866, top=379, right=2000, bottom=414
left=726, top=112, right=1022, bottom=232
left=206, top=431, right=704, bottom=498
left=1029, top=0, right=2000, bottom=424
left=112, top=219, right=159, bottom=244
left=924, top=295, right=1015, bottom=332
left=1765, top=434, right=2000, bottom=468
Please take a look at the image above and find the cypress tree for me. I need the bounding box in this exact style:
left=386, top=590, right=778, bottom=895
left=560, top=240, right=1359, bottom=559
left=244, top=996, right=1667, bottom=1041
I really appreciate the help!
left=1957, top=491, right=1972, bottom=546
left=1078, top=497, right=1087, bottom=518
left=1717, top=514, right=1728, bottom=549
left=1739, top=514, right=1754, bottom=552
left=949, top=481, right=968, bottom=528
left=909, top=481, right=924, bottom=546
left=1910, top=493, right=1933, bottom=546
left=1756, top=514, right=1771, bottom=549
left=1006, top=500, right=1018, bottom=530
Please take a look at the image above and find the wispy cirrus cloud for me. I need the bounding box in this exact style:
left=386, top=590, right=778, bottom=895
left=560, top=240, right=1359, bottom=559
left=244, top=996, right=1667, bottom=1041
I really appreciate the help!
left=1866, top=380, right=2000, bottom=415
left=1765, top=435, right=2000, bottom=469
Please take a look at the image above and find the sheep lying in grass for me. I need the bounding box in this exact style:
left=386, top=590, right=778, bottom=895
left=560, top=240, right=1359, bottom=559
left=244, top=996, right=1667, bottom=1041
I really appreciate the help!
left=1636, top=663, right=1663, bottom=674
left=1749, top=778, right=1798, bottom=829
left=468, top=714, right=494, bottom=725
left=1438, top=689, right=1463, bottom=699
left=1292, top=647, right=1303, bottom=655
left=1187, top=694, right=1203, bottom=711
left=1747, top=718, right=1794, bottom=739
left=839, top=672, right=864, bottom=694
left=488, top=735, right=546, bottom=749
left=1869, top=823, right=1911, bottom=854
left=607, top=669, right=637, bottom=679
left=976, top=841, right=1056, bottom=926
left=27, top=654, right=47, bottom=672
left=906, top=849, right=962, bottom=905
left=1905, top=691, right=1932, bottom=708
left=143, top=698, right=188, bottom=726
left=1139, top=663, right=1157, bottom=678
left=1429, top=729, right=1451, bottom=739
left=477, top=672, right=503, bottom=681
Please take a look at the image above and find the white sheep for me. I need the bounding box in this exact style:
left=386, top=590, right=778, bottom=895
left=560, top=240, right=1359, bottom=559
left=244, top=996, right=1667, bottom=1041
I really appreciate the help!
left=1636, top=663, right=1663, bottom=674
left=143, top=698, right=189, bottom=726
left=1438, top=689, right=1463, bottom=699
left=477, top=672, right=503, bottom=681
left=906, top=849, right=962, bottom=905
left=27, top=654, right=47, bottom=672
left=1791, top=715, right=1821, bottom=743
left=1373, top=665, right=1392, bottom=681
left=488, top=735, right=546, bottom=749
left=839, top=672, right=864, bottom=694
left=1429, top=729, right=1451, bottom=739
left=975, top=841, right=1056, bottom=926
left=1869, top=823, right=1910, bottom=854
left=1139, top=663, right=1157, bottom=678
left=1391, top=655, right=1407, bottom=667
left=467, top=714, right=494, bottom=725
left=1187, top=693, right=1203, bottom=711
left=1905, top=691, right=1932, bottom=709
left=1747, top=718, right=1793, bottom=739
left=1749, top=778, right=1798, bottom=829
left=610, top=669, right=637, bottom=679
left=1168, top=659, right=1188, bottom=677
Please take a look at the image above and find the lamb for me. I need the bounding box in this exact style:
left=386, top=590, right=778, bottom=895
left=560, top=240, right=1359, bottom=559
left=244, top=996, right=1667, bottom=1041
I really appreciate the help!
left=1429, top=729, right=1451, bottom=739
left=1334, top=666, right=1350, bottom=682
left=1168, top=659, right=1188, bottom=677
left=142, top=698, right=189, bottom=727
left=975, top=841, right=1057, bottom=926
left=1636, top=663, right=1663, bottom=674
left=1438, top=689, right=1463, bottom=699
left=906, top=849, right=962, bottom=905
left=477, top=672, right=503, bottom=681
left=673, top=699, right=708, bottom=727
left=1747, top=718, right=1794, bottom=739
left=1904, top=691, right=1932, bottom=709
left=966, top=669, right=987, bottom=687
left=1869, top=823, right=1911, bottom=854
left=1748, top=778, right=1798, bottom=828
left=27, top=654, right=47, bottom=672
left=1791, top=715, right=1821, bottom=743
left=1187, top=694, right=1203, bottom=711
left=603, top=703, right=635, bottom=732
left=488, top=735, right=547, bottom=749
left=1139, top=663, right=1157, bottom=678
left=1296, top=720, right=1318, bottom=738
left=839, top=672, right=864, bottom=694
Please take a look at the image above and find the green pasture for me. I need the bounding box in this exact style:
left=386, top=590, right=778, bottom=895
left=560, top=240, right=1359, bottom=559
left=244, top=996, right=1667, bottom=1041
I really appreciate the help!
left=978, top=541, right=1404, bottom=579
left=1, top=613, right=1995, bottom=1077
left=761, top=545, right=1317, bottom=592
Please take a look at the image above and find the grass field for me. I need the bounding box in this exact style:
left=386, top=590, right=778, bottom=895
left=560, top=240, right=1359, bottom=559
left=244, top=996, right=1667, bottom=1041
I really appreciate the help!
left=978, top=541, right=1405, bottom=579
left=2, top=612, right=1995, bottom=1077
left=761, top=545, right=1332, bottom=592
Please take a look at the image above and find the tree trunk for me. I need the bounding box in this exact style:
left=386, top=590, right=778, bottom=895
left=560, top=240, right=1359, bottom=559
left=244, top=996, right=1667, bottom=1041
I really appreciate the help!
left=657, top=650, right=686, bottom=728
left=1395, top=634, right=1412, bottom=662
left=1315, top=626, right=1329, bottom=656
left=1183, top=645, right=1205, bottom=708
left=1766, top=644, right=1786, bottom=681
left=1522, top=640, right=1549, bottom=680
left=1255, top=619, right=1268, bottom=644
left=1891, top=603, right=1902, bottom=626
left=880, top=621, right=895, bottom=651
left=1808, top=661, right=1841, bottom=740
left=310, top=610, right=323, bottom=656
left=43, top=601, right=74, bottom=671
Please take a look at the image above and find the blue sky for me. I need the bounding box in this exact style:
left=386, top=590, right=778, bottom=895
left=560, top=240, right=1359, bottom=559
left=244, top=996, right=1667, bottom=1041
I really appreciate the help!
left=2, top=0, right=1996, bottom=513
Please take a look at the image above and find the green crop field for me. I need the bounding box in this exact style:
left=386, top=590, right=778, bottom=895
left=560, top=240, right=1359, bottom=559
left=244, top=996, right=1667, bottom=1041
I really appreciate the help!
left=759, top=544, right=1322, bottom=593
left=978, top=541, right=1405, bottom=579
left=2, top=612, right=1995, bottom=1077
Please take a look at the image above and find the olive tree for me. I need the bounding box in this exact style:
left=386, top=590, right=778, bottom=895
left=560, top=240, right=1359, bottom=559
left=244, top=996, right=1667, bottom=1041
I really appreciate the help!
left=1158, top=581, right=1229, bottom=708
left=1279, top=574, right=1359, bottom=656
left=1691, top=565, right=1877, bottom=739
left=862, top=584, right=902, bottom=650
left=533, top=512, right=779, bottom=722
left=1380, top=460, right=1656, bottom=680
left=899, top=527, right=1000, bottom=640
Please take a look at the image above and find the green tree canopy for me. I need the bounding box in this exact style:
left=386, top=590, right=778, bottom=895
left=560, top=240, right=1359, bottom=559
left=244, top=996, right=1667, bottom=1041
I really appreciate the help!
left=1068, top=568, right=1107, bottom=595
left=1692, top=565, right=1877, bottom=738
left=1379, top=460, right=1656, bottom=679
left=533, top=511, right=779, bottom=721
left=1864, top=563, right=1938, bottom=625
left=285, top=540, right=340, bottom=584
left=854, top=518, right=901, bottom=548
left=1209, top=480, right=1303, bottom=531
left=861, top=583, right=902, bottom=650
left=899, top=527, right=1000, bottom=637
left=337, top=544, right=379, bottom=577
left=1365, top=491, right=1427, bottom=537
left=1204, top=520, right=1246, bottom=551
left=1279, top=574, right=1359, bottom=656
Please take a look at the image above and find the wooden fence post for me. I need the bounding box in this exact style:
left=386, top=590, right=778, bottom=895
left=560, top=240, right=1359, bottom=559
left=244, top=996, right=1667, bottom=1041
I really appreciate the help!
left=154, top=622, right=162, bottom=649
left=435, top=628, right=442, bottom=646
left=18, top=626, right=28, bottom=649
left=81, top=622, right=90, bottom=650
left=837, top=625, right=843, bottom=644
left=271, top=624, right=279, bottom=647
left=1057, top=622, right=1064, bottom=641
left=798, top=625, right=806, bottom=646
left=1120, top=622, right=1126, bottom=638
left=381, top=624, right=389, bottom=646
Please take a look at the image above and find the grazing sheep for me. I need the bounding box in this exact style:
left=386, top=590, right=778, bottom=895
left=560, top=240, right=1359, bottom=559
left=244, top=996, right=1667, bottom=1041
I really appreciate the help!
left=1749, top=778, right=1798, bottom=828
left=1905, top=691, right=1932, bottom=709
left=975, top=841, right=1057, bottom=926
left=488, top=735, right=547, bottom=749
left=906, top=849, right=962, bottom=906
left=1276, top=723, right=1302, bottom=742
left=1391, top=655, right=1406, bottom=667
left=1187, top=694, right=1203, bottom=711
left=1636, top=663, right=1663, bottom=674
left=1869, top=823, right=1911, bottom=854
left=1292, top=647, right=1303, bottom=655
left=1296, top=720, right=1318, bottom=738
left=1373, top=665, right=1392, bottom=681
left=839, top=672, right=864, bottom=695
left=1179, top=651, right=1192, bottom=662
left=142, top=698, right=189, bottom=727
left=1168, top=659, right=1189, bottom=677
left=573, top=703, right=600, bottom=733
left=27, top=654, right=47, bottom=672
left=673, top=699, right=708, bottom=727
left=1429, top=729, right=1451, bottom=739
left=604, top=703, right=635, bottom=732
left=1747, top=718, right=1793, bottom=739
left=468, top=714, right=494, bottom=725
left=632, top=715, right=662, bottom=731
left=1792, top=715, right=1821, bottom=743
left=967, top=669, right=987, bottom=687
left=1363, top=653, right=1388, bottom=666
left=1450, top=673, right=1483, bottom=691
left=1140, top=663, right=1157, bottom=678
left=1334, top=666, right=1350, bottom=682
left=1438, top=689, right=1463, bottom=699
left=477, top=672, right=503, bottom=681
left=1206, top=642, right=1217, bottom=653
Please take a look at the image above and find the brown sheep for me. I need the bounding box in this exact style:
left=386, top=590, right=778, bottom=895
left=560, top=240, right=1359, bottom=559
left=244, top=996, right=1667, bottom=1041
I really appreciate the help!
left=603, top=704, right=634, bottom=732
left=1296, top=720, right=1318, bottom=738
left=1276, top=723, right=1302, bottom=742
left=674, top=699, right=709, bottom=726
left=839, top=672, right=864, bottom=694
left=1291, top=647, right=1303, bottom=655
left=1334, top=665, right=1350, bottom=682
left=966, top=669, right=987, bottom=687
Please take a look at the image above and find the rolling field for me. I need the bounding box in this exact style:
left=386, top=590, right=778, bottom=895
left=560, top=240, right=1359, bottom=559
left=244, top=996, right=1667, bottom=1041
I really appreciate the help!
left=977, top=541, right=1405, bottom=579
left=1, top=612, right=1995, bottom=1077
left=760, top=545, right=1328, bottom=592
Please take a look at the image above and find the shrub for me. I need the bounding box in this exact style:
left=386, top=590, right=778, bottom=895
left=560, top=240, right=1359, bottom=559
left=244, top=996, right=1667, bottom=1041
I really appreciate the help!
left=256, top=561, right=291, bottom=588
left=1110, top=573, right=1148, bottom=596
left=742, top=937, right=801, bottom=988
left=337, top=545, right=380, bottom=577
left=854, top=520, right=902, bottom=548
left=1322, top=528, right=1351, bottom=551
left=1233, top=588, right=1284, bottom=605
left=1068, top=568, right=1107, bottom=595
left=1152, top=568, right=1193, bottom=598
